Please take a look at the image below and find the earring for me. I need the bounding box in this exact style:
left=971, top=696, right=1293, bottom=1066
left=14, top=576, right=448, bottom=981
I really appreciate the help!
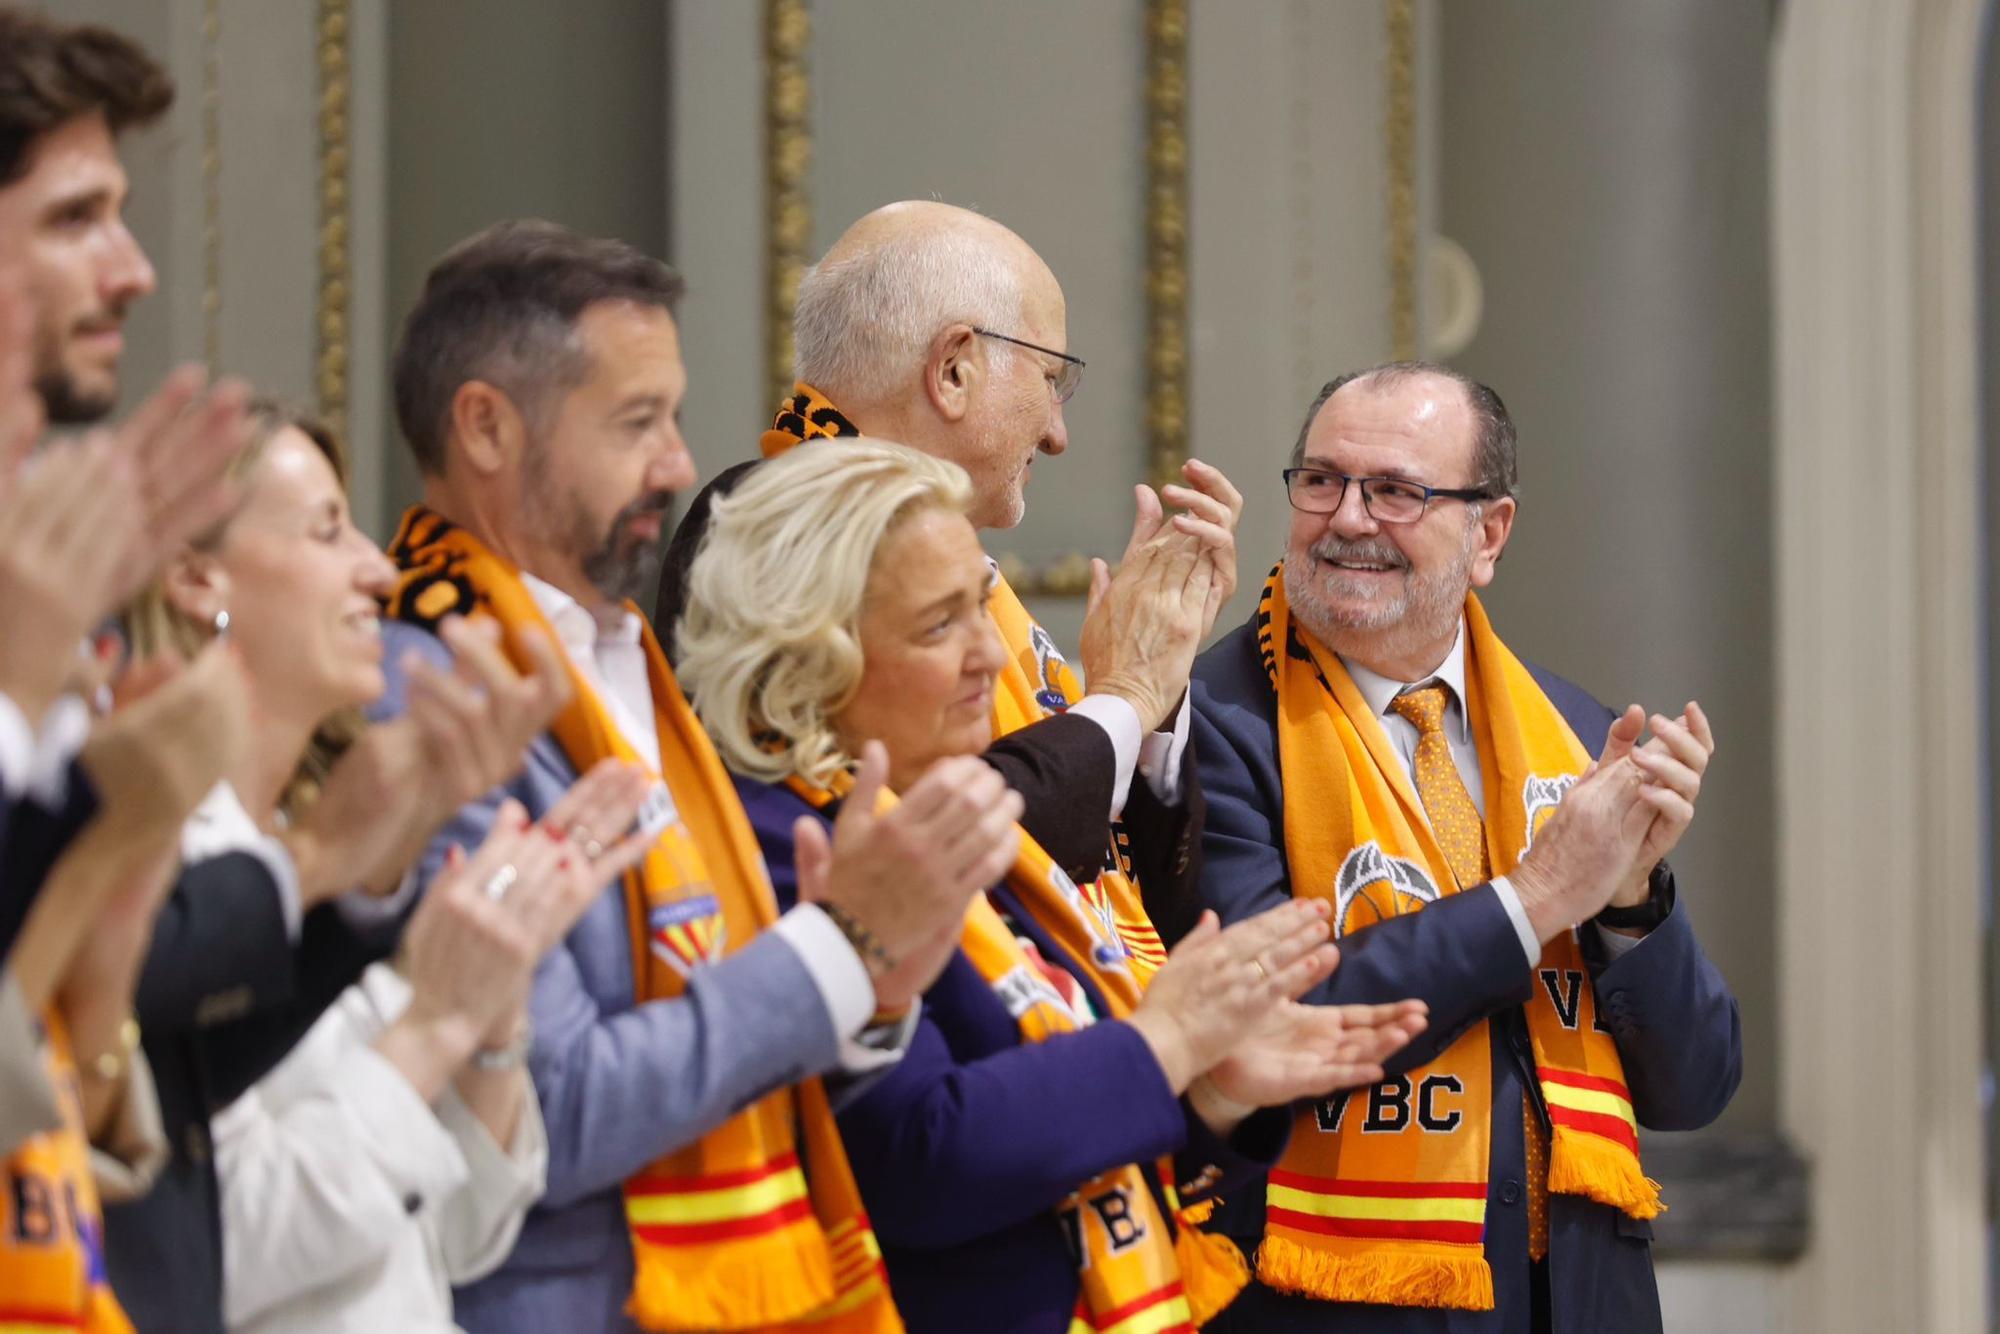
left=213, top=609, right=231, bottom=640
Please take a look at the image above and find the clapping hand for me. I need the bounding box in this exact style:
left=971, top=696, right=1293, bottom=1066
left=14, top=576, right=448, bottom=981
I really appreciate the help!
left=1124, top=900, right=1338, bottom=1095
left=1201, top=996, right=1430, bottom=1117
left=285, top=614, right=573, bottom=902
left=1594, top=701, right=1715, bottom=912
left=795, top=741, right=1023, bottom=1011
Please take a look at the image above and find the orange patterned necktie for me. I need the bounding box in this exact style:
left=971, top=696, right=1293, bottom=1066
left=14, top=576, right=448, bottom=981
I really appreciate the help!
left=1389, top=685, right=1551, bottom=1262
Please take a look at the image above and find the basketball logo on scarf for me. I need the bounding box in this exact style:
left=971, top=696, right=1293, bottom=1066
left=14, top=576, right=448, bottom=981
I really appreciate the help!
left=1048, top=861, right=1131, bottom=971
left=1521, top=774, right=1576, bottom=854
left=1027, top=621, right=1069, bottom=714
left=1331, top=841, right=1442, bottom=939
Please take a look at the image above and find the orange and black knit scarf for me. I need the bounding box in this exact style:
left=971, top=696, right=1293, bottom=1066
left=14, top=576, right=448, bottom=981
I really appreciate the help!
left=763, top=383, right=1167, bottom=979
left=386, top=506, right=899, bottom=1333
left=1251, top=566, right=1660, bottom=1310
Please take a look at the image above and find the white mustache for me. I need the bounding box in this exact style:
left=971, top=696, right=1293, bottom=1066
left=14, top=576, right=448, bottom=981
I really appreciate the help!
left=1312, top=539, right=1408, bottom=570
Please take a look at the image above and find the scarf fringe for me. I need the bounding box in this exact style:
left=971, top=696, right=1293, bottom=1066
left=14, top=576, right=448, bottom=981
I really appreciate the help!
left=1255, top=1235, right=1495, bottom=1312
left=627, top=1229, right=837, bottom=1331
left=1174, top=1217, right=1250, bottom=1325
left=1549, top=1125, right=1665, bottom=1219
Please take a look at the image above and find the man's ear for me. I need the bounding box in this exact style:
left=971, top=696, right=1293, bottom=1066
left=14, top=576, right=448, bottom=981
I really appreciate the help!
left=448, top=380, right=528, bottom=476
left=1467, top=495, right=1517, bottom=588
left=922, top=324, right=982, bottom=424
left=161, top=549, right=229, bottom=627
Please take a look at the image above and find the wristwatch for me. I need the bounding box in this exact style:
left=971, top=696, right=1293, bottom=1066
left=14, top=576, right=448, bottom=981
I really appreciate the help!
left=1595, top=860, right=1675, bottom=932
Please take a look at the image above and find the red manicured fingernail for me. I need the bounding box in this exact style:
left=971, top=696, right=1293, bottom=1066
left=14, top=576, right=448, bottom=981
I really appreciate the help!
left=544, top=819, right=567, bottom=841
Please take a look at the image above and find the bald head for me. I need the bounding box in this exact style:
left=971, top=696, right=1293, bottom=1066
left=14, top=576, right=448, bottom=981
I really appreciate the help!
left=793, top=201, right=1057, bottom=403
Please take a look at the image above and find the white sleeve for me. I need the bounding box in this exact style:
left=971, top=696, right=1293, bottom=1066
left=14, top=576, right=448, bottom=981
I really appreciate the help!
left=1135, top=693, right=1191, bottom=804
left=1067, top=693, right=1143, bottom=820
left=431, top=1081, right=549, bottom=1285
left=216, top=1016, right=470, bottom=1326
left=1486, top=875, right=1543, bottom=967
left=1590, top=922, right=1646, bottom=960
left=769, top=903, right=874, bottom=1041
left=0, top=692, right=90, bottom=807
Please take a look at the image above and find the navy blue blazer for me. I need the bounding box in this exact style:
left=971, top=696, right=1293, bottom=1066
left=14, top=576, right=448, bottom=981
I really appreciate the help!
left=1190, top=617, right=1742, bottom=1334
left=738, top=776, right=1289, bottom=1334
left=0, top=756, right=98, bottom=962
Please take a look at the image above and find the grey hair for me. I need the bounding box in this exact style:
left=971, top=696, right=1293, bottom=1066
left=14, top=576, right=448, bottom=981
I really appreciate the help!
left=677, top=438, right=975, bottom=786
left=1288, top=360, right=1519, bottom=500
left=792, top=227, right=1024, bottom=401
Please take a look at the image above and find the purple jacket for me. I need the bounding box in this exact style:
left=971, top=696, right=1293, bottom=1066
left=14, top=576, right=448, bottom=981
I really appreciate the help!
left=736, top=776, right=1289, bottom=1334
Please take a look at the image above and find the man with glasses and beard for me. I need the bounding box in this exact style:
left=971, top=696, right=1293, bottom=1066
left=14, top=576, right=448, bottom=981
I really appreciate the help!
left=1189, top=362, right=1741, bottom=1334
left=377, top=220, right=1020, bottom=1332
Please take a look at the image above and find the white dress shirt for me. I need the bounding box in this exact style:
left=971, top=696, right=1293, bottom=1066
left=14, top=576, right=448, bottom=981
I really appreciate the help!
left=0, top=689, right=90, bottom=808
left=215, top=965, right=548, bottom=1334
left=518, top=574, right=903, bottom=1065
left=1339, top=622, right=1638, bottom=965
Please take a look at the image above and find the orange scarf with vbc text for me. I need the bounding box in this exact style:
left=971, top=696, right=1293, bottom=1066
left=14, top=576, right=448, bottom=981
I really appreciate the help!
left=386, top=505, right=899, bottom=1332
left=1251, top=566, right=1661, bottom=1310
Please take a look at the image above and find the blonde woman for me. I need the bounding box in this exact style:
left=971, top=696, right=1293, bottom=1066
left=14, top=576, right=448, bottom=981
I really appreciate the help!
left=679, top=438, right=1427, bottom=1332
left=121, top=404, right=646, bottom=1332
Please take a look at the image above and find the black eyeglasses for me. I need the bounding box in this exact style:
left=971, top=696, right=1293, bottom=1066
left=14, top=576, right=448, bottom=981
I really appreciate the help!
left=973, top=328, right=1085, bottom=404
left=1282, top=467, right=1493, bottom=524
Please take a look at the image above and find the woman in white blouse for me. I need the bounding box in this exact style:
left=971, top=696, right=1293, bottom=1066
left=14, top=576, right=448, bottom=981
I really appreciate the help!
left=124, top=404, right=649, bottom=1331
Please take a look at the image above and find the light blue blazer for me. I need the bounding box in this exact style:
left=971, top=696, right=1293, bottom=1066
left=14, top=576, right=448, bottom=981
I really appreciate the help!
left=375, top=621, right=844, bottom=1334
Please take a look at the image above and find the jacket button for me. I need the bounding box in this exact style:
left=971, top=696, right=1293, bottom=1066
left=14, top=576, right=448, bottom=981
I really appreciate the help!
left=403, top=1192, right=424, bottom=1215
left=1499, top=1180, right=1523, bottom=1206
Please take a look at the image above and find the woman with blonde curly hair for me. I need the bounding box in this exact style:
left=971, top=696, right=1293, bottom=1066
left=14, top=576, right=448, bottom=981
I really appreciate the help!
left=679, top=437, right=1427, bottom=1332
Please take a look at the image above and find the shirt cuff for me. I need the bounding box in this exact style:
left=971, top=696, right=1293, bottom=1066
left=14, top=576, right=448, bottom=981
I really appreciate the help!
left=0, top=693, right=34, bottom=802
left=335, top=864, right=422, bottom=932
left=1136, top=693, right=1191, bottom=805
left=27, top=695, right=90, bottom=809
left=838, top=1001, right=920, bottom=1075
left=769, top=903, right=875, bottom=1042
left=1070, top=693, right=1143, bottom=820
left=1488, top=875, right=1542, bottom=967
left=1590, top=922, right=1646, bottom=960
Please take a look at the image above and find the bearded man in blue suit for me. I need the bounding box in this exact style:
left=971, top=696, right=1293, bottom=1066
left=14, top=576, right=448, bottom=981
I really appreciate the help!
left=1192, top=362, right=1740, bottom=1334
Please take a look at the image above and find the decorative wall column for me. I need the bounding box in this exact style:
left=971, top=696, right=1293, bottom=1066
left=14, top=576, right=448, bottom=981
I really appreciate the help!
left=1771, top=3, right=1988, bottom=1330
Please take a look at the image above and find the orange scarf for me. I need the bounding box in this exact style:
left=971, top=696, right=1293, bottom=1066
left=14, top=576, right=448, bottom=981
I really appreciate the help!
left=0, top=1012, right=134, bottom=1333
left=1253, top=567, right=1660, bottom=1310
left=788, top=773, right=1247, bottom=1332
left=386, top=506, right=898, bottom=1333
left=763, top=382, right=1166, bottom=978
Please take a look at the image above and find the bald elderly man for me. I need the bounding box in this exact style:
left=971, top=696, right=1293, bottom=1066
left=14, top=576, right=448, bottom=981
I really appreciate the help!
left=658, top=201, right=1239, bottom=958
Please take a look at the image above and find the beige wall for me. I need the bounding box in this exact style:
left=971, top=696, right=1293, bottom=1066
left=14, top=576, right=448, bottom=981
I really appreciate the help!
left=379, top=0, right=669, bottom=522
left=672, top=0, right=1404, bottom=653
left=1438, top=0, right=1777, bottom=1133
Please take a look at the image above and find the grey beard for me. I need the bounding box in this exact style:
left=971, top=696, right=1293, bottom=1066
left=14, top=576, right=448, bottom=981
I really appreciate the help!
left=1283, top=534, right=1473, bottom=662
left=581, top=493, right=673, bottom=603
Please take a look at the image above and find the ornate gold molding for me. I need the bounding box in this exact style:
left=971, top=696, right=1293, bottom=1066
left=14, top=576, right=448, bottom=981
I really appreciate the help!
left=765, top=0, right=813, bottom=410
left=315, top=0, right=352, bottom=438
left=199, top=0, right=220, bottom=369
left=1142, top=0, right=1190, bottom=494
left=1385, top=0, right=1418, bottom=359
left=994, top=551, right=1096, bottom=600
